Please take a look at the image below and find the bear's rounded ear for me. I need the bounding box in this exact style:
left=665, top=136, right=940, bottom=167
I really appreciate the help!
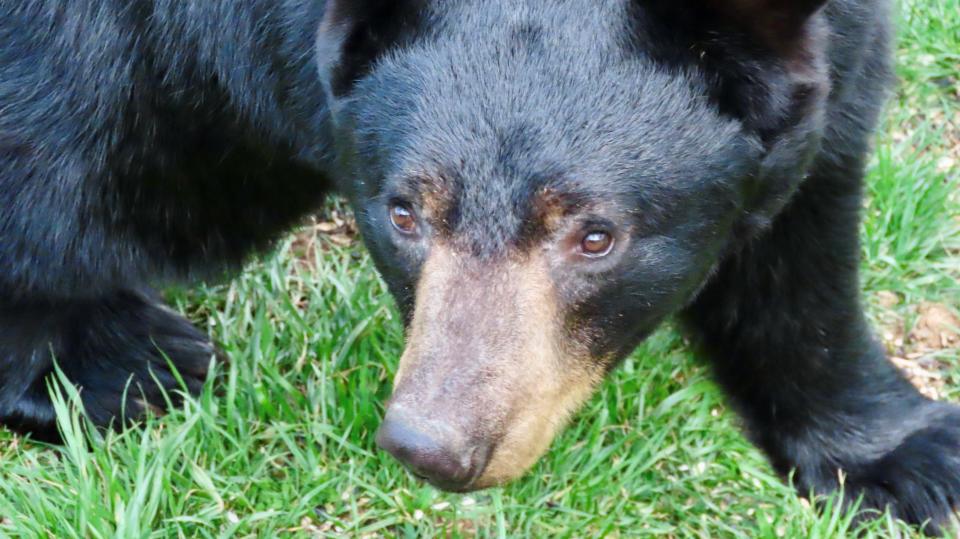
left=316, top=0, right=425, bottom=98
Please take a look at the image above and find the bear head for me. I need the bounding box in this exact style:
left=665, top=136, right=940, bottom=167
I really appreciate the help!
left=316, top=0, right=830, bottom=490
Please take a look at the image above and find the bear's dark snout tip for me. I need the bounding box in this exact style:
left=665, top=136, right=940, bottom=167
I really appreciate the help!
left=376, top=410, right=487, bottom=492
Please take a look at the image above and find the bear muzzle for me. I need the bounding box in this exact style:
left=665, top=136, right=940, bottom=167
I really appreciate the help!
left=376, top=246, right=606, bottom=491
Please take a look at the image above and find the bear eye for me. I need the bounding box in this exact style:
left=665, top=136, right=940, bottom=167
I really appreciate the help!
left=580, top=230, right=614, bottom=258
left=389, top=201, right=418, bottom=235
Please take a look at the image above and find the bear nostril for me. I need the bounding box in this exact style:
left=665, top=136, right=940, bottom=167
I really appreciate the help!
left=376, top=413, right=483, bottom=491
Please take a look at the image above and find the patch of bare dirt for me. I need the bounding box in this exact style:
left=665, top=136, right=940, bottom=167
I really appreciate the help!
left=290, top=208, right=359, bottom=266
left=910, top=302, right=960, bottom=351
left=876, top=294, right=960, bottom=400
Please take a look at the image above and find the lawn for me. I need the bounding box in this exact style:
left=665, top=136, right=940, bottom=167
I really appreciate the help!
left=1, top=1, right=958, bottom=537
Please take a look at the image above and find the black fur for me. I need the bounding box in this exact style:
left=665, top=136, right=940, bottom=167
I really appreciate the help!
left=0, top=291, right=214, bottom=441
left=1, top=1, right=333, bottom=439
left=1, top=0, right=957, bottom=533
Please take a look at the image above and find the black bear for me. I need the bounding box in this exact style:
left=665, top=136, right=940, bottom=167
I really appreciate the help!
left=1, top=0, right=958, bottom=533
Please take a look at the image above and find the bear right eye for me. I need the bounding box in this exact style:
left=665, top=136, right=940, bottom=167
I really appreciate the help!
left=389, top=202, right=418, bottom=235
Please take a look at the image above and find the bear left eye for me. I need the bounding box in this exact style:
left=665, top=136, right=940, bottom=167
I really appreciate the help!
left=580, top=230, right=614, bottom=258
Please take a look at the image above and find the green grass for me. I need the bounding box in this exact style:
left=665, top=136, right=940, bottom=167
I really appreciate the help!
left=1, top=1, right=958, bottom=537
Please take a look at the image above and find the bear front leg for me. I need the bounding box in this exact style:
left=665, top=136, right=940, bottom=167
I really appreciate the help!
left=683, top=173, right=960, bottom=534
left=0, top=290, right=217, bottom=442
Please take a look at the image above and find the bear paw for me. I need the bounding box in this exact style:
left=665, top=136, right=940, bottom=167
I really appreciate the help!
left=802, top=404, right=960, bottom=535
left=0, top=290, right=221, bottom=441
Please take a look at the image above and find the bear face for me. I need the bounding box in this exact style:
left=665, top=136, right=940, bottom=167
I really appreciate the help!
left=318, top=0, right=829, bottom=490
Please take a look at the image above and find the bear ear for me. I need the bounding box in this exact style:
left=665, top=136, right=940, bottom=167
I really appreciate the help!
left=706, top=0, right=829, bottom=52
left=316, top=0, right=425, bottom=97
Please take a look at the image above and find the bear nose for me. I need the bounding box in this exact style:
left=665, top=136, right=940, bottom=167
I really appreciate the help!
left=376, top=410, right=483, bottom=491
